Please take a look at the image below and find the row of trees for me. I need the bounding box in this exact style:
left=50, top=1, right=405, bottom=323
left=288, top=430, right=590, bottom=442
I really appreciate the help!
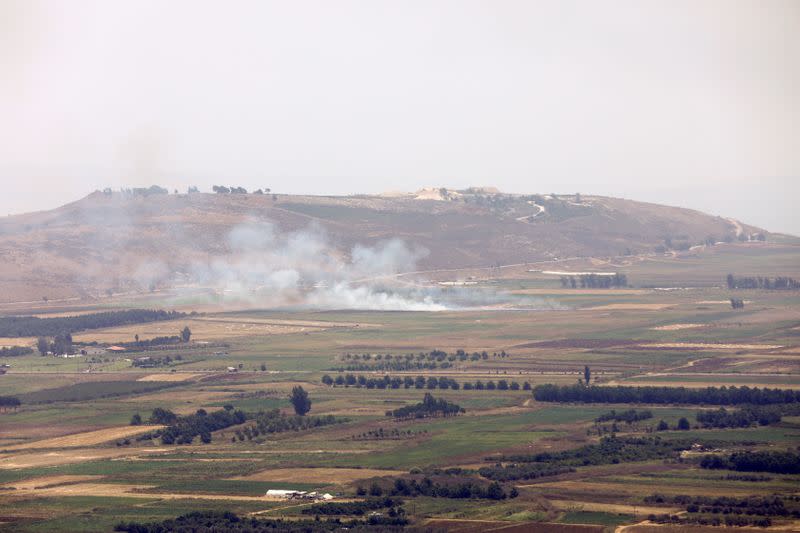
left=358, top=477, right=515, bottom=500
left=388, top=393, right=464, bottom=419
left=559, top=273, right=628, bottom=288
left=595, top=409, right=652, bottom=423
left=700, top=450, right=800, bottom=474
left=647, top=513, right=771, bottom=528
left=0, top=345, right=33, bottom=357
left=212, top=185, right=276, bottom=196
left=481, top=436, right=705, bottom=481
left=233, top=409, right=341, bottom=443
left=321, top=373, right=530, bottom=391
left=644, top=494, right=797, bottom=518
left=726, top=274, right=800, bottom=290
left=0, top=396, right=21, bottom=411
left=532, top=383, right=800, bottom=405
left=115, top=511, right=407, bottom=533
left=1, top=309, right=187, bottom=338
left=695, top=404, right=791, bottom=428
left=157, top=407, right=247, bottom=445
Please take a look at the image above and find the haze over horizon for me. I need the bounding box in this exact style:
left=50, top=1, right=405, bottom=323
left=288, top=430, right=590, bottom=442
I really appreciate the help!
left=2, top=1, right=798, bottom=234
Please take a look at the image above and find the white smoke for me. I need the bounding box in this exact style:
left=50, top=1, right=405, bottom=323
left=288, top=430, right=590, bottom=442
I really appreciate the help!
left=185, top=220, right=448, bottom=311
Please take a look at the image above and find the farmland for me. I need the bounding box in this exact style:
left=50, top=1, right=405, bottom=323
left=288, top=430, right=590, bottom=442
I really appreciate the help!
left=0, top=244, right=799, bottom=532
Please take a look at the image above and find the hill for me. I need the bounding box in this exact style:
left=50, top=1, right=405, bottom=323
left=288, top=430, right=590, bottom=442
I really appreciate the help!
left=0, top=189, right=772, bottom=304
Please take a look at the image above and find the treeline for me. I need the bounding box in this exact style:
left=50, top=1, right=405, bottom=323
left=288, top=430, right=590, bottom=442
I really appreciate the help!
left=0, top=396, right=21, bottom=410
left=647, top=513, right=772, bottom=528
left=480, top=436, right=705, bottom=482
left=559, top=273, right=627, bottom=288
left=134, top=407, right=246, bottom=445
left=644, top=494, right=798, bottom=519
left=115, top=511, right=406, bottom=533
left=358, top=477, right=515, bottom=500
left=0, top=309, right=188, bottom=337
left=388, top=393, right=464, bottom=419
left=595, top=409, right=652, bottom=423
left=696, top=404, right=797, bottom=428
left=0, top=346, right=33, bottom=357
left=244, top=409, right=341, bottom=440
left=533, top=383, right=800, bottom=405
left=701, top=450, right=800, bottom=474
left=335, top=349, right=503, bottom=371
left=727, top=274, right=800, bottom=290
left=159, top=408, right=246, bottom=445
left=131, top=355, right=183, bottom=368
left=322, top=373, right=530, bottom=391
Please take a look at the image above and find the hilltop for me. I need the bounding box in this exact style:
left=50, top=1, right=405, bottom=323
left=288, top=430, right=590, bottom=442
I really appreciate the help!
left=0, top=188, right=773, bottom=303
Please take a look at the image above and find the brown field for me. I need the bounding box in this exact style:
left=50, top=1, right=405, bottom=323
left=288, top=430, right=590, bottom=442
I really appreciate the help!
left=0, top=447, right=169, bottom=469
left=1, top=425, right=163, bottom=451
left=71, top=318, right=329, bottom=343
left=233, top=467, right=405, bottom=483
left=137, top=372, right=203, bottom=382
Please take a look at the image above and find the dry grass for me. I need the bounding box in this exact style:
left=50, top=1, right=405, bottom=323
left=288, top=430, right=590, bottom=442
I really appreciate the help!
left=645, top=342, right=782, bottom=350
left=1, top=425, right=163, bottom=451
left=233, top=467, right=404, bottom=483
left=0, top=447, right=169, bottom=469
left=548, top=499, right=678, bottom=516
left=137, top=373, right=202, bottom=382
left=71, top=318, right=319, bottom=343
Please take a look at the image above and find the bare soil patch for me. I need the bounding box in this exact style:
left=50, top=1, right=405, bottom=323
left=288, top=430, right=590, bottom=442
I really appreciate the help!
left=137, top=373, right=202, bottom=382
left=650, top=323, right=705, bottom=331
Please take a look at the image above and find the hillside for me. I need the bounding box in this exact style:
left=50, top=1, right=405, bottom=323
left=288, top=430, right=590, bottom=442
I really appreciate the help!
left=0, top=189, right=770, bottom=304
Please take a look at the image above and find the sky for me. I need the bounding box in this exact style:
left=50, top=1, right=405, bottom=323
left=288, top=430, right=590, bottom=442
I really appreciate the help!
left=1, top=0, right=798, bottom=234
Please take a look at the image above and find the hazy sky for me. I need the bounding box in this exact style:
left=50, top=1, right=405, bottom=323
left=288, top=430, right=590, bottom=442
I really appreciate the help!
left=2, top=1, right=798, bottom=234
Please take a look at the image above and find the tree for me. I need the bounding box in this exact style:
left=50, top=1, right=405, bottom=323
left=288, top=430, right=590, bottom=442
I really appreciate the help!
left=181, top=326, right=191, bottom=343
left=37, top=336, right=49, bottom=356
left=130, top=413, right=142, bottom=426
left=677, top=417, right=691, bottom=430
left=321, top=374, right=334, bottom=386
left=290, top=386, right=311, bottom=416
left=656, top=420, right=669, bottom=431
left=584, top=365, right=591, bottom=386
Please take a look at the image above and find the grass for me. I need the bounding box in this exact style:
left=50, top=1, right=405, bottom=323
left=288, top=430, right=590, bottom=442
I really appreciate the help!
left=559, top=511, right=632, bottom=526
left=18, top=381, right=180, bottom=404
